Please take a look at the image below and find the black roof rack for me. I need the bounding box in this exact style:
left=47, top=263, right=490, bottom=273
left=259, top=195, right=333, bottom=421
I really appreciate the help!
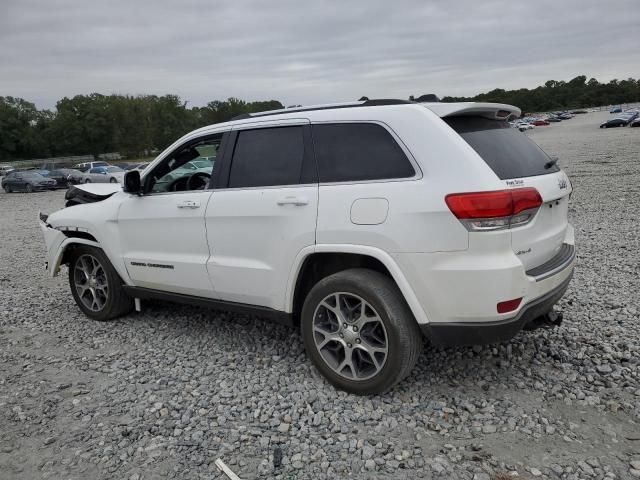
left=230, top=99, right=413, bottom=121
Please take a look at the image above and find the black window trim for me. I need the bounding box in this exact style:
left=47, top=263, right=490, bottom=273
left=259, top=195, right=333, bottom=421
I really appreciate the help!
left=309, top=120, right=422, bottom=186
left=139, top=129, right=230, bottom=196
left=216, top=121, right=317, bottom=190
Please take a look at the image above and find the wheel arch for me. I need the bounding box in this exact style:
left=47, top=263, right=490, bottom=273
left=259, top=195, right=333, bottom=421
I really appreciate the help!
left=52, top=238, right=131, bottom=284
left=286, top=245, right=429, bottom=325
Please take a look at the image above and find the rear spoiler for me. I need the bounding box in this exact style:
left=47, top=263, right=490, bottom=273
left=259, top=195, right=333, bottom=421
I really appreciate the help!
left=422, top=102, right=521, bottom=120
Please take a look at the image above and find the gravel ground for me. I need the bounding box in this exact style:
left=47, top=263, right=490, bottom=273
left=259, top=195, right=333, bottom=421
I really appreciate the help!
left=1, top=110, right=639, bottom=479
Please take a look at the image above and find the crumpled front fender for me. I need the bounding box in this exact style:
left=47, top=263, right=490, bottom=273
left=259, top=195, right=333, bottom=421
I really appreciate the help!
left=39, top=214, right=100, bottom=277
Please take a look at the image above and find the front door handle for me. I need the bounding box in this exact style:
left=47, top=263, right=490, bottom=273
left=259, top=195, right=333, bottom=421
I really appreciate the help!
left=177, top=200, right=200, bottom=209
left=277, top=196, right=308, bottom=206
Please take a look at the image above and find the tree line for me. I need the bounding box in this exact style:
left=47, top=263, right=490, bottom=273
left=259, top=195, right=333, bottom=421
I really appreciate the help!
left=2, top=75, right=639, bottom=161
left=441, top=76, right=640, bottom=113
left=0, top=95, right=282, bottom=161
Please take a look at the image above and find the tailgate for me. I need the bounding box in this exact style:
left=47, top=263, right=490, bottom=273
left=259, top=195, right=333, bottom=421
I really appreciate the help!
left=508, top=170, right=572, bottom=270
left=443, top=111, right=573, bottom=271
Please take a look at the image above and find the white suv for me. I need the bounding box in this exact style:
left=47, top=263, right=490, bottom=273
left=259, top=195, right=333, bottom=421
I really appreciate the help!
left=39, top=99, right=575, bottom=394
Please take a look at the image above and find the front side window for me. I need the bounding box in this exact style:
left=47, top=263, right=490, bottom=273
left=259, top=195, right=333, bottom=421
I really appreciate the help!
left=228, top=126, right=305, bottom=188
left=147, top=134, right=222, bottom=193
left=312, top=123, right=415, bottom=183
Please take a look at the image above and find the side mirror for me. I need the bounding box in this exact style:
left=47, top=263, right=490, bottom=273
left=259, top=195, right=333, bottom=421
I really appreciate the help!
left=123, top=170, right=142, bottom=194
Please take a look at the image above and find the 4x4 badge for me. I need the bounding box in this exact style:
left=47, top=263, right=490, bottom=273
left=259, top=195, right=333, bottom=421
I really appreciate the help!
left=558, top=178, right=568, bottom=189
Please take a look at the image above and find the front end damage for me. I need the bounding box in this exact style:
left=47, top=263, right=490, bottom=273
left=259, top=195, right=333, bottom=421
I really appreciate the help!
left=65, top=183, right=121, bottom=207
left=39, top=213, right=67, bottom=276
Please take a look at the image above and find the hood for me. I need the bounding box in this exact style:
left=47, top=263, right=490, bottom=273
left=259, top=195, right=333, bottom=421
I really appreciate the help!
left=65, top=183, right=121, bottom=207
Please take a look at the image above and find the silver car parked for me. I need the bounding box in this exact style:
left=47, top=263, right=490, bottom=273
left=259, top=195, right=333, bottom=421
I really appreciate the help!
left=80, top=166, right=125, bottom=184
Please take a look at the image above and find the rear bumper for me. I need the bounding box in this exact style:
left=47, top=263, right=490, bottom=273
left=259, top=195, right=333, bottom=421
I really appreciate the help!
left=422, top=272, right=572, bottom=346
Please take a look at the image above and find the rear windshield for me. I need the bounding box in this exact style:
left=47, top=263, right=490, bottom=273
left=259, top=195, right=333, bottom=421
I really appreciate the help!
left=444, top=116, right=559, bottom=179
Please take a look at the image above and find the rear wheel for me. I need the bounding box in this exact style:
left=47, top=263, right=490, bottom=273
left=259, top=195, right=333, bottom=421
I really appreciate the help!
left=301, top=268, right=422, bottom=394
left=3, top=185, right=10, bottom=193
left=109, top=177, right=118, bottom=184
left=84, top=179, right=91, bottom=183
left=25, top=184, right=33, bottom=193
left=68, top=246, right=133, bottom=321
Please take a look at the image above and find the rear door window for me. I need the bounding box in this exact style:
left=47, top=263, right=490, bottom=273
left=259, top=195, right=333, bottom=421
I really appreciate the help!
left=312, top=123, right=415, bottom=183
left=228, top=126, right=305, bottom=188
left=444, top=116, right=559, bottom=179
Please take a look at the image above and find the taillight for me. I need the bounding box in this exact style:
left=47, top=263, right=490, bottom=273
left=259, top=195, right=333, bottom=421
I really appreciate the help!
left=445, top=188, right=542, bottom=231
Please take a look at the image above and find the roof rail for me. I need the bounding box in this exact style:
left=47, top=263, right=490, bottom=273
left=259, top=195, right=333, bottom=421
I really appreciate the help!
left=230, top=99, right=413, bottom=121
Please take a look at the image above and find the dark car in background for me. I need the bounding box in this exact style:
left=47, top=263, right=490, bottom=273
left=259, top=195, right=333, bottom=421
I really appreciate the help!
left=2, top=171, right=56, bottom=192
left=600, top=118, right=629, bottom=128
left=48, top=168, right=84, bottom=188
left=601, top=111, right=638, bottom=128
left=123, top=162, right=150, bottom=171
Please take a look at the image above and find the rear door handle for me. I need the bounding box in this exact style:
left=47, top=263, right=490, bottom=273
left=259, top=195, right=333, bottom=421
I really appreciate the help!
left=277, top=196, right=308, bottom=206
left=177, top=200, right=200, bottom=209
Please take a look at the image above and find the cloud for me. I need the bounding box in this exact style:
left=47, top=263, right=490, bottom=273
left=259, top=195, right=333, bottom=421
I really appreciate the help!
left=1, top=0, right=638, bottom=108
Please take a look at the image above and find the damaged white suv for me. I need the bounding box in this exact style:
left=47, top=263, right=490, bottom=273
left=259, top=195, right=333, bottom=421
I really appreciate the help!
left=40, top=99, right=575, bottom=394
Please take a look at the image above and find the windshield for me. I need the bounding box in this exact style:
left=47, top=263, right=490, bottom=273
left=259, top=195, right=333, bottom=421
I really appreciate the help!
left=444, top=116, right=560, bottom=180
left=22, top=172, right=44, bottom=179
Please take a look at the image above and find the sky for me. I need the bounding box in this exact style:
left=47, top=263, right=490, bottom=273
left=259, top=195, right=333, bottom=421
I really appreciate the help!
left=1, top=0, right=639, bottom=109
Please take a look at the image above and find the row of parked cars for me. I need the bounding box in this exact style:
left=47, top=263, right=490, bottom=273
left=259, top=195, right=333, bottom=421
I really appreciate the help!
left=0, top=161, right=149, bottom=193
left=509, top=110, right=584, bottom=131
left=600, top=108, right=640, bottom=128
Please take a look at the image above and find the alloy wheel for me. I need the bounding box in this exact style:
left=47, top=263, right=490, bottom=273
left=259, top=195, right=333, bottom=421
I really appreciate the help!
left=312, top=292, right=389, bottom=381
left=74, top=254, right=109, bottom=312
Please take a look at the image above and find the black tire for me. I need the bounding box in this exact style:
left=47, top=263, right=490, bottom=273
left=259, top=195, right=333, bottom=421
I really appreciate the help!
left=25, top=184, right=33, bottom=193
left=301, top=268, right=422, bottom=395
left=3, top=185, right=10, bottom=193
left=109, top=177, right=118, bottom=183
left=68, top=245, right=134, bottom=321
left=85, top=179, right=91, bottom=183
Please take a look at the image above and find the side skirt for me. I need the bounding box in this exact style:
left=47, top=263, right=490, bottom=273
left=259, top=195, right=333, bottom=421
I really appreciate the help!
left=122, top=286, right=294, bottom=327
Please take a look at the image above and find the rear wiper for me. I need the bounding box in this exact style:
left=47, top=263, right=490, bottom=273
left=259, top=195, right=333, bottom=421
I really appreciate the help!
left=544, top=157, right=559, bottom=169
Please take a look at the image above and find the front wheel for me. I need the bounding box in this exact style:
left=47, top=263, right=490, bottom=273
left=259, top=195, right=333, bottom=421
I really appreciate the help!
left=301, top=269, right=422, bottom=395
left=109, top=177, right=118, bottom=184
left=68, top=246, right=133, bottom=321
left=25, top=184, right=33, bottom=193
left=84, top=179, right=92, bottom=183
left=3, top=185, right=10, bottom=193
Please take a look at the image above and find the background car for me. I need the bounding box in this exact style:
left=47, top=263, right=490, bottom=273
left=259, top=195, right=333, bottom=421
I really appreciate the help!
left=48, top=168, right=84, bottom=188
left=72, top=161, right=109, bottom=172
left=600, top=117, right=628, bottom=128
left=630, top=118, right=640, bottom=127
left=122, top=162, right=150, bottom=171
left=80, top=165, right=125, bottom=184
left=531, top=119, right=550, bottom=126
left=0, top=165, right=15, bottom=176
left=610, top=106, right=622, bottom=113
left=2, top=171, right=56, bottom=192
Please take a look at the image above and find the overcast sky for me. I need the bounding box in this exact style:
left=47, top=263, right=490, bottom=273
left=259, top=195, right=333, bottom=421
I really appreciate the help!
left=1, top=0, right=639, bottom=109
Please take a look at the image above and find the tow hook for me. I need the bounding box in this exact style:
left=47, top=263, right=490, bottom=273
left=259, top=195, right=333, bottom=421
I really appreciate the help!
left=523, top=310, right=563, bottom=331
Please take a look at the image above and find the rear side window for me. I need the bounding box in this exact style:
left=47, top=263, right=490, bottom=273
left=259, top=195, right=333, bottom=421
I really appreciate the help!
left=229, top=126, right=305, bottom=188
left=444, top=116, right=559, bottom=179
left=312, top=123, right=415, bottom=183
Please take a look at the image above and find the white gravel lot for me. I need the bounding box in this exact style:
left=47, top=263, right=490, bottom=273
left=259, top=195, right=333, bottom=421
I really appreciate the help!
left=1, top=111, right=639, bottom=480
